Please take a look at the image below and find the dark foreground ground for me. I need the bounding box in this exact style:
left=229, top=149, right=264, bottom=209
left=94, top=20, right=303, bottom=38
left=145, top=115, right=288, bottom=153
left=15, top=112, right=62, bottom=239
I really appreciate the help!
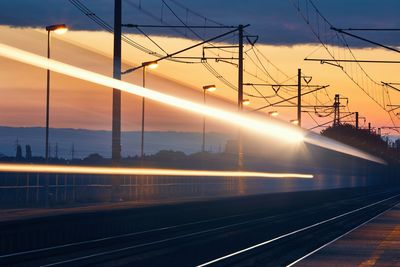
left=1, top=186, right=400, bottom=266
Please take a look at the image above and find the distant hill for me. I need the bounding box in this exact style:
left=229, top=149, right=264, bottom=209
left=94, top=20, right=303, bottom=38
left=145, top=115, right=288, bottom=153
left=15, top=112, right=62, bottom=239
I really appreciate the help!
left=0, top=126, right=231, bottom=158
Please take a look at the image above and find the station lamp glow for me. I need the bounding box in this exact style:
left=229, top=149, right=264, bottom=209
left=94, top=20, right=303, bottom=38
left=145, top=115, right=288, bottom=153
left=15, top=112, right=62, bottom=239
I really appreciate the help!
left=203, top=84, right=217, bottom=92
left=242, top=99, right=250, bottom=106
left=46, top=24, right=68, bottom=35
left=142, top=60, right=158, bottom=69
left=290, top=119, right=299, bottom=125
left=268, top=111, right=279, bottom=117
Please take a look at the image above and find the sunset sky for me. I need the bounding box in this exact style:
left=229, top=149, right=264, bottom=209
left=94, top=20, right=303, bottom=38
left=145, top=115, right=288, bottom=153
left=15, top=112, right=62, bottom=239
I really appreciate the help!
left=1, top=0, right=400, bottom=136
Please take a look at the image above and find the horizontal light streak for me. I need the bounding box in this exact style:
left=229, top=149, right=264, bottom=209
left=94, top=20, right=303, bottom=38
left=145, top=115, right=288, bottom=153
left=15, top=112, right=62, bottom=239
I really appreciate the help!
left=0, top=43, right=303, bottom=143
left=0, top=164, right=314, bottom=179
left=0, top=43, right=386, bottom=164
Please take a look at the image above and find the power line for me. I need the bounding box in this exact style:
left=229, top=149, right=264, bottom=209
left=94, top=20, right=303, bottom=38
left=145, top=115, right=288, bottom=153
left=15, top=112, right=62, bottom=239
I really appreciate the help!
left=291, top=0, right=398, bottom=127
left=69, top=0, right=197, bottom=64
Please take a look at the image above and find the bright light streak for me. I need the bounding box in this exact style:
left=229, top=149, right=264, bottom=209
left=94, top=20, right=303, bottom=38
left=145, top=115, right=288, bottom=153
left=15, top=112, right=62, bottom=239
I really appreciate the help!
left=0, top=44, right=304, bottom=144
left=0, top=164, right=314, bottom=179
left=0, top=44, right=386, bottom=164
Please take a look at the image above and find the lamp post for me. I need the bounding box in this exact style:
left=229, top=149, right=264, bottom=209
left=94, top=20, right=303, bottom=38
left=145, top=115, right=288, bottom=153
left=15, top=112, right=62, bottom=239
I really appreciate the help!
left=44, top=24, right=67, bottom=207
left=202, top=85, right=217, bottom=152
left=45, top=24, right=67, bottom=161
left=140, top=61, right=158, bottom=158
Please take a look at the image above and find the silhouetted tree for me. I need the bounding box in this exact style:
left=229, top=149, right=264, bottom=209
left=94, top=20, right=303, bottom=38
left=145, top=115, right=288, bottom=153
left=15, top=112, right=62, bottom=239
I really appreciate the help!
left=83, top=153, right=106, bottom=164
left=321, top=123, right=393, bottom=161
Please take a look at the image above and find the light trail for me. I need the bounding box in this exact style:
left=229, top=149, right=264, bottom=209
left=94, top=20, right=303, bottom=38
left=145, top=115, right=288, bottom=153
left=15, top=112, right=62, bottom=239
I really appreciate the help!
left=0, top=163, right=313, bottom=179
left=0, top=43, right=302, bottom=143
left=0, top=43, right=385, bottom=164
left=304, top=133, right=386, bottom=165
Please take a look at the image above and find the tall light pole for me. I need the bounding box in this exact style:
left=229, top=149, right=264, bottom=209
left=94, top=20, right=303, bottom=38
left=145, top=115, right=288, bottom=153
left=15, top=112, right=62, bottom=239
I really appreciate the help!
left=45, top=24, right=67, bottom=161
left=238, top=24, right=244, bottom=169
left=297, top=68, right=302, bottom=127
left=202, top=85, right=217, bottom=152
left=112, top=0, right=122, bottom=164
left=355, top=111, right=359, bottom=129
left=44, top=24, right=67, bottom=207
left=140, top=61, right=158, bottom=158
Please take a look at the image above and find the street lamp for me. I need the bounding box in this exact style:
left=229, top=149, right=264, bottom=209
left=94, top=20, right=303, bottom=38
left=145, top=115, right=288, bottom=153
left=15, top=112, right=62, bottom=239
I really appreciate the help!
left=268, top=111, right=279, bottom=117
left=140, top=60, right=158, bottom=158
left=290, top=119, right=299, bottom=125
left=45, top=24, right=68, bottom=161
left=242, top=99, right=250, bottom=106
left=144, top=61, right=158, bottom=69
left=202, top=85, right=217, bottom=152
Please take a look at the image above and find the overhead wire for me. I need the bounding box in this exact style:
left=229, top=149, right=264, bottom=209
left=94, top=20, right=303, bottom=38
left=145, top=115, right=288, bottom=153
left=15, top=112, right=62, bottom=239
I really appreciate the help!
left=291, top=0, right=398, bottom=128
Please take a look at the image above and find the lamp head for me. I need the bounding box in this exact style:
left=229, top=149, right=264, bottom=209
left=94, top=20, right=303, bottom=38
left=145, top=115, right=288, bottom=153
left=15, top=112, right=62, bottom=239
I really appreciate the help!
left=242, top=99, right=250, bottom=106
left=143, top=61, right=158, bottom=69
left=46, top=24, right=68, bottom=35
left=268, top=111, right=279, bottom=117
left=203, top=85, right=217, bottom=92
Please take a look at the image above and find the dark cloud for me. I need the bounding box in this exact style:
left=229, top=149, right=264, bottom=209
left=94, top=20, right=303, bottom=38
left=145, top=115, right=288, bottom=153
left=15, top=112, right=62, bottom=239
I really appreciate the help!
left=1, top=0, right=399, bottom=47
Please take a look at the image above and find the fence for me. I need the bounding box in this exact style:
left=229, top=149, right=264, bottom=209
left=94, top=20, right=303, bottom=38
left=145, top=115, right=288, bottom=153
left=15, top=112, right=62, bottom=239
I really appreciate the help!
left=0, top=171, right=381, bottom=208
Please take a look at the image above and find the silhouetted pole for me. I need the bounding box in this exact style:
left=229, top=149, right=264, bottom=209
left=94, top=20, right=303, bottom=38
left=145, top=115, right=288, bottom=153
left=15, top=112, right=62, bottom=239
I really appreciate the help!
left=112, top=0, right=122, bottom=164
left=44, top=23, right=68, bottom=207
left=112, top=0, right=122, bottom=202
left=368, top=122, right=371, bottom=132
left=333, top=94, right=340, bottom=126
left=202, top=89, right=206, bottom=152
left=141, top=67, right=146, bottom=158
left=297, top=68, right=302, bottom=127
left=337, top=95, right=340, bottom=125
left=237, top=24, right=244, bottom=169
left=201, top=85, right=216, bottom=153
left=355, top=112, right=359, bottom=129
left=46, top=30, right=51, bottom=161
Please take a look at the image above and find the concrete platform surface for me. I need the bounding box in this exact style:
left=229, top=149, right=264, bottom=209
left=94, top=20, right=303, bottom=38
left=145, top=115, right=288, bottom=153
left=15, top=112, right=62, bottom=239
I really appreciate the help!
left=297, top=204, right=400, bottom=267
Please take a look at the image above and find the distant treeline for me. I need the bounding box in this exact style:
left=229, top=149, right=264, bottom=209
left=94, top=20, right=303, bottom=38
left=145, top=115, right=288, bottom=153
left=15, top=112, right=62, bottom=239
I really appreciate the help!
left=321, top=124, right=400, bottom=164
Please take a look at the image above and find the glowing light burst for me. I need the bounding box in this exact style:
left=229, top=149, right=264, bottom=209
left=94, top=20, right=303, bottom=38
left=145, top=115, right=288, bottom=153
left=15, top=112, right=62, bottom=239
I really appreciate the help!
left=0, top=44, right=303, bottom=144
left=0, top=44, right=386, bottom=164
left=0, top=164, right=314, bottom=179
